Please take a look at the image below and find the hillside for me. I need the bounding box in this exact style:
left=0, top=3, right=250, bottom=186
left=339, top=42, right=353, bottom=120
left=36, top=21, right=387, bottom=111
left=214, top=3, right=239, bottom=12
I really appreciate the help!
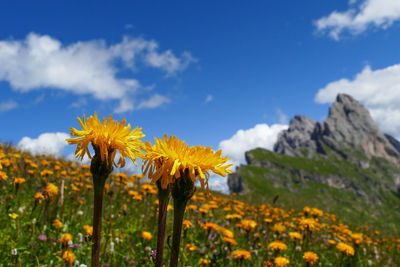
left=228, top=94, right=400, bottom=232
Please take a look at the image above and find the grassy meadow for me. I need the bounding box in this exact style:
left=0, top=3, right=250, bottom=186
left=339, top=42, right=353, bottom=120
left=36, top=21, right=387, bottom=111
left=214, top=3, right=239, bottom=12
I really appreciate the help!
left=0, top=143, right=399, bottom=266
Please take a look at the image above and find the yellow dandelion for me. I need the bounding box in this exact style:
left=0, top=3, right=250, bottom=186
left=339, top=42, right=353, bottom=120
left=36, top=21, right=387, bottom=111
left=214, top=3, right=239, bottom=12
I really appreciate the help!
left=83, top=225, right=93, bottom=237
left=142, top=231, right=153, bottom=240
left=303, top=251, right=319, bottom=265
left=186, top=243, right=197, bottom=252
left=60, top=233, right=73, bottom=245
left=289, top=232, right=302, bottom=240
left=183, top=220, right=193, bottom=230
left=200, top=258, right=211, bottom=265
left=14, top=177, right=26, bottom=184
left=232, top=249, right=251, bottom=260
left=336, top=242, right=355, bottom=256
left=34, top=192, right=45, bottom=200
left=268, top=241, right=288, bottom=252
left=142, top=134, right=232, bottom=191
left=274, top=256, right=290, bottom=267
left=66, top=112, right=145, bottom=168
left=44, top=183, right=58, bottom=200
left=8, top=213, right=18, bottom=219
left=52, top=219, right=63, bottom=229
left=62, top=249, right=75, bottom=266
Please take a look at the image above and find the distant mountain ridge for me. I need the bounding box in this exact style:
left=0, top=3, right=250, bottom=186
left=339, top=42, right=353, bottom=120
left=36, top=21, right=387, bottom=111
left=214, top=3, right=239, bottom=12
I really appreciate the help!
left=228, top=94, right=400, bottom=231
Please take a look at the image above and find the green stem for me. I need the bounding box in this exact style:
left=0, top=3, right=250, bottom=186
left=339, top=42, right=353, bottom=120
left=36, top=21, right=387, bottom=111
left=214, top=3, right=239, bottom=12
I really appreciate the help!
left=169, top=198, right=187, bottom=267
left=155, top=183, right=170, bottom=267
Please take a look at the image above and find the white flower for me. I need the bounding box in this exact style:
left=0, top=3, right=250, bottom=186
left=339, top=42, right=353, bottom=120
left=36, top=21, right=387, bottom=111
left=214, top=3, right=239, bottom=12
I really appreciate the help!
left=109, top=241, right=115, bottom=254
left=11, top=248, right=17, bottom=255
left=78, top=233, right=83, bottom=243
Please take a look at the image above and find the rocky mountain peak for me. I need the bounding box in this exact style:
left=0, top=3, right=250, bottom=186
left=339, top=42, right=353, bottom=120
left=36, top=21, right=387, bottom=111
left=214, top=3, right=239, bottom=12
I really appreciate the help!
left=274, top=94, right=400, bottom=165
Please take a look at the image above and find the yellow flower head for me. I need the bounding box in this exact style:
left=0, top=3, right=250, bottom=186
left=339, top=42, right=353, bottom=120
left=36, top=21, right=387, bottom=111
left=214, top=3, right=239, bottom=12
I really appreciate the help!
left=232, top=249, right=251, bottom=260
left=336, top=242, right=355, bottom=256
left=83, top=225, right=93, bottom=236
left=142, top=134, right=232, bottom=191
left=66, top=112, right=145, bottom=168
left=274, top=256, right=290, bottom=267
left=142, top=231, right=153, bottom=240
left=289, top=232, right=302, bottom=240
left=268, top=241, right=288, bottom=252
left=52, top=219, right=63, bottom=229
left=200, top=258, right=211, bottom=265
left=34, top=192, right=45, bottom=200
left=62, top=249, right=76, bottom=266
left=8, top=213, right=18, bottom=219
left=303, top=251, right=319, bottom=265
left=14, top=177, right=26, bottom=184
left=45, top=183, right=58, bottom=200
left=60, top=233, right=73, bottom=245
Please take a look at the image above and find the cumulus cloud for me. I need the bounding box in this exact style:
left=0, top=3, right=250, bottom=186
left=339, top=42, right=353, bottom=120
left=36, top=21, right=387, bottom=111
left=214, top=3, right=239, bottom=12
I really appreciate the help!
left=315, top=0, right=400, bottom=40
left=204, top=94, right=214, bottom=104
left=0, top=33, right=193, bottom=110
left=18, top=132, right=70, bottom=156
left=315, top=64, right=400, bottom=138
left=0, top=100, right=18, bottom=112
left=136, top=94, right=170, bottom=110
left=218, top=123, right=288, bottom=169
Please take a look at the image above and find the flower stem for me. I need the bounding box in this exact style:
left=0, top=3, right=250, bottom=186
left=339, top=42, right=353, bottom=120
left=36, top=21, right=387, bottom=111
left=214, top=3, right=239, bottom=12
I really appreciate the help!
left=169, top=198, right=187, bottom=267
left=91, top=186, right=104, bottom=267
left=155, top=181, right=170, bottom=267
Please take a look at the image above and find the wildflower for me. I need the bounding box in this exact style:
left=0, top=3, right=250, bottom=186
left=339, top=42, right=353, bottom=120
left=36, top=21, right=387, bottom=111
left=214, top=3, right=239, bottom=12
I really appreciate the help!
left=38, top=234, right=47, bottom=241
left=11, top=248, right=17, bottom=255
left=84, top=225, right=93, bottom=237
left=53, top=219, right=63, bottom=229
left=274, top=256, right=290, bottom=267
left=60, top=233, right=73, bottom=245
left=109, top=242, right=115, bottom=254
left=66, top=112, right=144, bottom=168
left=62, top=249, right=76, bottom=266
left=268, top=241, right=288, bottom=252
left=183, top=220, right=193, bottom=230
left=289, top=232, right=302, bottom=240
left=232, top=249, right=251, bottom=260
left=272, top=222, right=286, bottom=233
left=0, top=171, right=8, bottom=181
left=141, top=134, right=232, bottom=191
left=201, top=222, right=220, bottom=232
left=238, top=219, right=257, bottom=232
left=223, top=237, right=238, bottom=246
left=303, top=251, right=319, bottom=265
left=351, top=233, right=363, bottom=245
left=44, top=183, right=59, bottom=200
left=200, top=258, right=211, bottom=265
left=8, top=213, right=18, bottom=219
left=34, top=192, right=45, bottom=200
left=299, top=218, right=319, bottom=232
left=142, top=231, right=153, bottom=240
left=14, top=177, right=26, bottom=184
left=336, top=242, right=355, bottom=256
left=185, top=244, right=197, bottom=252
left=220, top=228, right=234, bottom=238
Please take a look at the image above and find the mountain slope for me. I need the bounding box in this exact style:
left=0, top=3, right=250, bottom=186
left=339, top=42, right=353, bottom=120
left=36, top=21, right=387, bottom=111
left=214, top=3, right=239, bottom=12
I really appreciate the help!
left=228, top=94, right=400, bottom=232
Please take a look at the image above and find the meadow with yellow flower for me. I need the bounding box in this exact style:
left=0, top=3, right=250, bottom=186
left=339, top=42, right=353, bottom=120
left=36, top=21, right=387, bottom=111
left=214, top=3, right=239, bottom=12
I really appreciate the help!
left=0, top=113, right=399, bottom=266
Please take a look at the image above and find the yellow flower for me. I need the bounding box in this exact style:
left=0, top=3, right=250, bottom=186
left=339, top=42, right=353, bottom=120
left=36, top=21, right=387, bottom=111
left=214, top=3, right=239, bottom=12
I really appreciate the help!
left=60, top=233, right=73, bottom=245
left=223, top=237, right=238, bottom=246
left=8, top=213, right=18, bottom=219
left=336, top=242, right=355, bottom=256
left=34, top=192, right=45, bottom=200
left=289, top=232, right=302, bottom=240
left=351, top=233, right=363, bottom=245
left=183, top=220, right=193, bottom=230
left=232, top=249, right=251, bottom=260
left=45, top=183, right=58, bottom=200
left=52, top=219, right=63, bottom=229
left=201, top=222, right=220, bottom=232
left=186, top=243, right=197, bottom=252
left=238, top=219, right=257, bottom=232
left=303, top=251, right=319, bottom=265
left=83, top=225, right=93, bottom=236
left=268, top=241, right=288, bottom=252
left=199, top=258, right=211, bottom=265
left=142, top=231, right=153, bottom=240
left=272, top=222, right=286, bottom=233
left=14, top=177, right=26, bottom=184
left=142, top=134, right=232, bottom=191
left=0, top=171, right=8, bottom=181
left=274, top=256, right=290, bottom=267
left=219, top=228, right=234, bottom=238
left=62, top=249, right=75, bottom=266
left=66, top=112, right=145, bottom=168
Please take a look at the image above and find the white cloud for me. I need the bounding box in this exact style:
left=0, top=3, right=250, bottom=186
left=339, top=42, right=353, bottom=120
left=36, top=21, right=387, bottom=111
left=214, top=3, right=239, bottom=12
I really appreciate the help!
left=218, top=123, right=288, bottom=169
left=0, top=33, right=193, bottom=110
left=114, top=98, right=135, bottom=114
left=276, top=108, right=288, bottom=124
left=0, top=100, right=18, bottom=112
left=205, top=94, right=213, bottom=104
left=315, top=64, right=400, bottom=138
left=18, top=132, right=70, bottom=156
left=137, top=94, right=170, bottom=110
left=315, top=0, right=400, bottom=40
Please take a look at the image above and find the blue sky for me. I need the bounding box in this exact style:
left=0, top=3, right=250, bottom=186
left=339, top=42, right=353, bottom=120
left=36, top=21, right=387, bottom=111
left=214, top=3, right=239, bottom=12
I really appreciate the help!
left=1, top=0, right=400, bottom=191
